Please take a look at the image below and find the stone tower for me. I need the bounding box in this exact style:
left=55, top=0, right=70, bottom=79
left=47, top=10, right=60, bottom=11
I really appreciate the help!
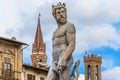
left=84, top=54, right=102, bottom=80
left=31, top=14, right=47, bottom=68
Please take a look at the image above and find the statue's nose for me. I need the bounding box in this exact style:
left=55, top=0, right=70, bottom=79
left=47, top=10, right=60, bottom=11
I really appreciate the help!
left=60, top=15, right=64, bottom=18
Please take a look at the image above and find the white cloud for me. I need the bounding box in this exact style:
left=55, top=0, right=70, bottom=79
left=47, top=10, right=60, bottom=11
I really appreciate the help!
left=0, top=0, right=52, bottom=37
left=0, top=0, right=22, bottom=36
left=67, top=0, right=120, bottom=24
left=75, top=23, right=120, bottom=53
left=102, top=66, right=120, bottom=80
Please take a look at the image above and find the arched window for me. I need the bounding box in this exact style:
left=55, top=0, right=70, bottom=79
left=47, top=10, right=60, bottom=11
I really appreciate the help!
left=40, top=48, right=42, bottom=52
left=96, top=65, right=98, bottom=80
left=39, top=59, right=42, bottom=62
left=88, top=65, right=91, bottom=80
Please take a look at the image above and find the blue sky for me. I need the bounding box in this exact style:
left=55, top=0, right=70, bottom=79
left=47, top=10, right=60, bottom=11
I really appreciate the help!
left=0, top=0, right=120, bottom=80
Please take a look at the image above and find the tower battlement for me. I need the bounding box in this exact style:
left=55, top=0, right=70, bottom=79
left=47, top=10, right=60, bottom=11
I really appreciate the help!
left=84, top=54, right=102, bottom=63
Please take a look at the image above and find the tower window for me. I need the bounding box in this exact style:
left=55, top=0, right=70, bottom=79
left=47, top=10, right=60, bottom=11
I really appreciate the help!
left=40, top=48, right=42, bottom=52
left=39, top=59, right=42, bottom=62
left=88, top=65, right=91, bottom=80
left=33, top=48, right=36, bottom=52
left=96, top=65, right=98, bottom=80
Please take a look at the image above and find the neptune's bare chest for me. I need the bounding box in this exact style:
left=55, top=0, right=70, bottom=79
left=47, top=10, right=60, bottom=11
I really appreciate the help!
left=52, top=26, right=66, bottom=40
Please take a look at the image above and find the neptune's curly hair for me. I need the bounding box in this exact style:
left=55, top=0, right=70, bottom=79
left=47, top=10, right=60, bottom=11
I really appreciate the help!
left=52, top=2, right=66, bottom=17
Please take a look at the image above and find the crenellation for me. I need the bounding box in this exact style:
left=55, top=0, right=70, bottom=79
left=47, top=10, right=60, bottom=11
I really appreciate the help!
left=84, top=54, right=102, bottom=63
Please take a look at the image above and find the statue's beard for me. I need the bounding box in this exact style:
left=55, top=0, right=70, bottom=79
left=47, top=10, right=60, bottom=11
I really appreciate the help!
left=57, top=17, right=67, bottom=24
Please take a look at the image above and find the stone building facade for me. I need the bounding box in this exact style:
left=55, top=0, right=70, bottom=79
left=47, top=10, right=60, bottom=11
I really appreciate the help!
left=84, top=54, right=102, bottom=80
left=0, top=36, right=27, bottom=80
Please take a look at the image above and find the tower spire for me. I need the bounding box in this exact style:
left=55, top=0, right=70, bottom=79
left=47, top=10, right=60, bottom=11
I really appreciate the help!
left=33, top=14, right=43, bottom=50
left=37, top=14, right=43, bottom=41
left=31, top=14, right=47, bottom=67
